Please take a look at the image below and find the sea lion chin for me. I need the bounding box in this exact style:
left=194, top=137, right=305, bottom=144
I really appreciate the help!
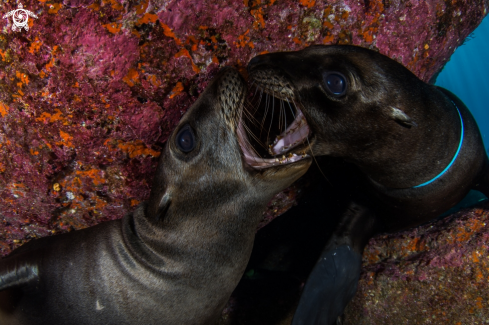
left=247, top=45, right=489, bottom=324
left=0, top=67, right=311, bottom=325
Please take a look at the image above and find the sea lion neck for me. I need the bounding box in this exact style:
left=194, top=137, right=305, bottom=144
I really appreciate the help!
left=130, top=193, right=270, bottom=274
left=346, top=87, right=463, bottom=189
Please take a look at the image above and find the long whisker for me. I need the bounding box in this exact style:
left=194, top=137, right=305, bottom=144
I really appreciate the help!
left=267, top=94, right=275, bottom=145
left=287, top=98, right=296, bottom=119
left=305, top=136, right=332, bottom=186
left=277, top=91, right=283, bottom=132
left=282, top=97, right=287, bottom=136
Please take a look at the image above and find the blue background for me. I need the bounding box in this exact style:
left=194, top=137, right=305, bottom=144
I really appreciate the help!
left=435, top=16, right=489, bottom=153
left=435, top=16, right=489, bottom=207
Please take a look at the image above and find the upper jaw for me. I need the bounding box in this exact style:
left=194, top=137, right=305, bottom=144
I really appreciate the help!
left=236, top=69, right=312, bottom=170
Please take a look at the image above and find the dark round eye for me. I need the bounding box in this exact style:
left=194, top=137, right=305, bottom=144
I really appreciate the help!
left=175, top=125, right=195, bottom=153
left=323, top=72, right=347, bottom=96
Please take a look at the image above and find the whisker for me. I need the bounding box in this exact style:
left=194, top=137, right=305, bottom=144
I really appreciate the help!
left=282, top=97, right=287, bottom=135
left=287, top=98, right=296, bottom=119
left=267, top=94, right=275, bottom=145
left=305, top=136, right=332, bottom=187
left=260, top=92, right=270, bottom=138
left=242, top=123, right=265, bottom=153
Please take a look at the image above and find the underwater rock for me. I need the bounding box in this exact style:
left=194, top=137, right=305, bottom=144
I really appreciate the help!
left=343, top=202, right=489, bottom=325
left=217, top=203, right=489, bottom=324
left=0, top=0, right=487, bottom=256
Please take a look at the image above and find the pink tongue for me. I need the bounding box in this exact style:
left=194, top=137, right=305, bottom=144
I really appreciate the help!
left=271, top=111, right=309, bottom=155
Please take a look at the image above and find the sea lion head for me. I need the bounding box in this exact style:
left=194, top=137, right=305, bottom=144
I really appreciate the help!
left=246, top=45, right=428, bottom=161
left=245, top=45, right=466, bottom=188
left=146, top=67, right=312, bottom=224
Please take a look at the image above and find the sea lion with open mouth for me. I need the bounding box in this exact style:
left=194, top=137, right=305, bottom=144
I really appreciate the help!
left=0, top=67, right=311, bottom=325
left=247, top=45, right=489, bottom=324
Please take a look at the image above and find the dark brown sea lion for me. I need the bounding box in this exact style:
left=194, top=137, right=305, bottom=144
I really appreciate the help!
left=0, top=67, right=311, bottom=325
left=246, top=45, right=489, bottom=324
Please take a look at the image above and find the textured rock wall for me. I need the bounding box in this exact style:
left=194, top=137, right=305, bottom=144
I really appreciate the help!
left=344, top=203, right=489, bottom=325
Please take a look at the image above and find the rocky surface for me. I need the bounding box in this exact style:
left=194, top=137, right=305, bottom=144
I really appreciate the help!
left=343, top=201, right=489, bottom=325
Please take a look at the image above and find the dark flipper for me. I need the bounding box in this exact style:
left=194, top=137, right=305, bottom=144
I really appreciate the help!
left=292, top=245, right=362, bottom=325
left=292, top=201, right=378, bottom=325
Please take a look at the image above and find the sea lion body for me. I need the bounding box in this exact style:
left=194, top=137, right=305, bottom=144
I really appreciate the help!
left=247, top=45, right=489, bottom=324
left=0, top=68, right=311, bottom=325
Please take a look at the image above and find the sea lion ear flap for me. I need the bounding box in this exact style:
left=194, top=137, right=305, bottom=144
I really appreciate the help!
left=387, top=106, right=418, bottom=128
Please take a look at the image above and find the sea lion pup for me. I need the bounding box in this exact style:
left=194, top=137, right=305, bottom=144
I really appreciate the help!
left=247, top=45, right=489, bottom=324
left=0, top=67, right=311, bottom=325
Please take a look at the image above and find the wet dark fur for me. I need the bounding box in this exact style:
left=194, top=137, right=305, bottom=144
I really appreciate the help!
left=247, top=45, right=489, bottom=324
left=0, top=68, right=311, bottom=325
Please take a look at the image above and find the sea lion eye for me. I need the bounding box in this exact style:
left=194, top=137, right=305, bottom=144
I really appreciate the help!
left=323, top=72, right=347, bottom=96
left=175, top=125, right=195, bottom=153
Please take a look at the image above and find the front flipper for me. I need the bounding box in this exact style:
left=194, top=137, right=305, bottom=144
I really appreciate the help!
left=292, top=201, right=378, bottom=325
left=292, top=245, right=361, bottom=325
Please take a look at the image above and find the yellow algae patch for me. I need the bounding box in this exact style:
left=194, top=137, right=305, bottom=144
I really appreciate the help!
left=16, top=71, right=29, bottom=89
left=299, top=0, right=315, bottom=8
left=105, top=139, right=160, bottom=158
left=87, top=1, right=101, bottom=10
left=135, top=0, right=149, bottom=14
left=58, top=130, right=74, bottom=147
left=137, top=13, right=158, bottom=26
left=323, top=33, right=334, bottom=44
left=174, top=48, right=200, bottom=73
left=103, top=22, right=122, bottom=34
left=76, top=169, right=106, bottom=186
left=30, top=148, right=39, bottom=155
left=160, top=23, right=182, bottom=45
left=102, top=0, right=124, bottom=11
left=36, top=109, right=71, bottom=125
left=250, top=7, right=265, bottom=29
left=117, top=140, right=160, bottom=158
left=29, top=38, right=43, bottom=54
left=40, top=56, right=56, bottom=78
left=236, top=29, right=254, bottom=49
left=48, top=3, right=63, bottom=14
left=0, top=102, right=9, bottom=117
left=0, top=49, right=6, bottom=62
left=169, top=82, right=184, bottom=98
left=147, top=75, right=161, bottom=87
left=122, top=68, right=140, bottom=87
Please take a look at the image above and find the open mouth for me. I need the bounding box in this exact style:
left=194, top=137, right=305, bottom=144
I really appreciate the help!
left=237, top=72, right=311, bottom=169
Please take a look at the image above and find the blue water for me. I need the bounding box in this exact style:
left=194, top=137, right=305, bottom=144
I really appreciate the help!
left=435, top=15, right=489, bottom=208
left=435, top=16, right=489, bottom=154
